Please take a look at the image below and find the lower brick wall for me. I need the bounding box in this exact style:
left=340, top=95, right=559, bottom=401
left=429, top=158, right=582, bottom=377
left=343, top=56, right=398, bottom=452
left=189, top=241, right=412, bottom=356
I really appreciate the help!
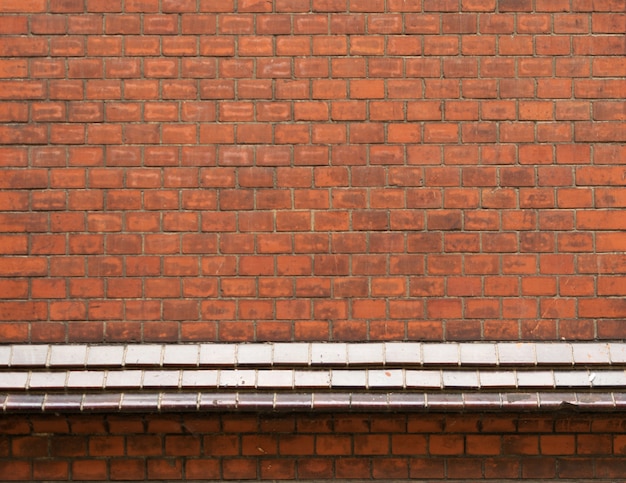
left=1, top=412, right=625, bottom=480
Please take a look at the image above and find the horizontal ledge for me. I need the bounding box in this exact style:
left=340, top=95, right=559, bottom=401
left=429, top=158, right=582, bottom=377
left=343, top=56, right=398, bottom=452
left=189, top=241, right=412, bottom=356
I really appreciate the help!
left=1, top=391, right=623, bottom=414
left=2, top=368, right=626, bottom=391
left=2, top=341, right=624, bottom=369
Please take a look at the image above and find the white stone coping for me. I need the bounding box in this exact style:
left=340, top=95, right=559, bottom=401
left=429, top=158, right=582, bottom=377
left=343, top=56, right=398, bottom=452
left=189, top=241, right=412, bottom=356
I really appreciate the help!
left=1, top=342, right=623, bottom=368
left=3, top=368, right=626, bottom=391
left=2, top=342, right=625, bottom=413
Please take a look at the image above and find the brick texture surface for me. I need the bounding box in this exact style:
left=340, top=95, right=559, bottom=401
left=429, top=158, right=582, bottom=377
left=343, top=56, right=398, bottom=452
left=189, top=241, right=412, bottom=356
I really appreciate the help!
left=0, top=413, right=626, bottom=481
left=0, top=1, right=625, bottom=343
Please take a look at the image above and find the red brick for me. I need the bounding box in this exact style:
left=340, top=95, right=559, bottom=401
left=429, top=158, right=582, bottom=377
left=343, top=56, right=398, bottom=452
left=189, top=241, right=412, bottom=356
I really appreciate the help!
left=146, top=459, right=182, bottom=480
left=64, top=459, right=103, bottom=481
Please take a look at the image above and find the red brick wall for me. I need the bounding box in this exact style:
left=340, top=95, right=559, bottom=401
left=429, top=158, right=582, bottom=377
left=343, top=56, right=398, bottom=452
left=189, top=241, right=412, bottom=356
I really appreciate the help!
left=1, top=413, right=626, bottom=481
left=1, top=2, right=625, bottom=479
left=0, top=1, right=625, bottom=344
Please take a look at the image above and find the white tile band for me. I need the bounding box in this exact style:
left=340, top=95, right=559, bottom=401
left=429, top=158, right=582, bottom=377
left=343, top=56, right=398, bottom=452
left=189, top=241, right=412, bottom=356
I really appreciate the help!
left=2, top=342, right=623, bottom=368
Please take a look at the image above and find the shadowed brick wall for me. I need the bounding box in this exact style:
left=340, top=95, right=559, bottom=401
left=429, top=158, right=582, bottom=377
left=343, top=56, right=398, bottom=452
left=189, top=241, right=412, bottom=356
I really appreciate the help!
left=2, top=413, right=626, bottom=480
left=0, top=0, right=624, bottom=344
